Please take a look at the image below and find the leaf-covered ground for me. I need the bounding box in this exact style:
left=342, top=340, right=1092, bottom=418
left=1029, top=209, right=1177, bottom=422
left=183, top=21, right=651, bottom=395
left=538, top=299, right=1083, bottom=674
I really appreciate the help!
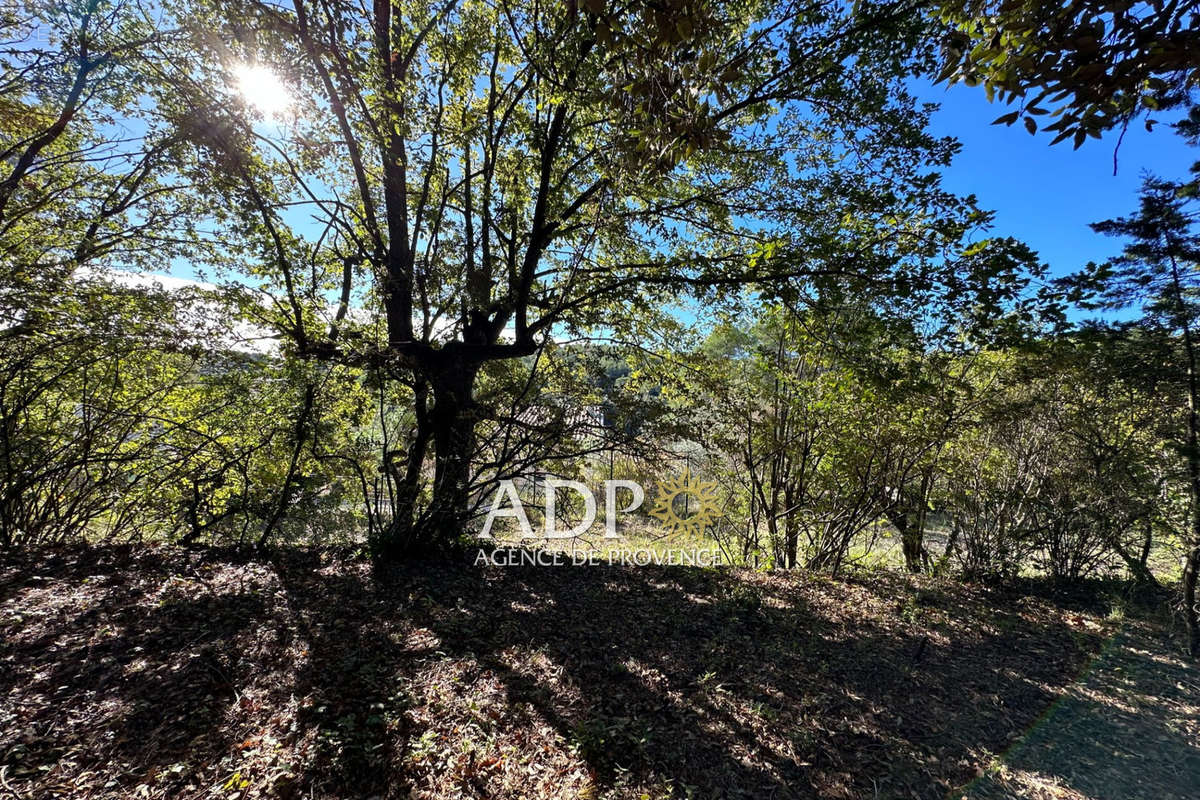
left=0, top=546, right=1132, bottom=799
left=962, top=622, right=1199, bottom=800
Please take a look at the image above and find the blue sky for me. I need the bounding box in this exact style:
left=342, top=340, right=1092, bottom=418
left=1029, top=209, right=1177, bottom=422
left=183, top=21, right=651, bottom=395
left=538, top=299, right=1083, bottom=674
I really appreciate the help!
left=918, top=81, right=1197, bottom=279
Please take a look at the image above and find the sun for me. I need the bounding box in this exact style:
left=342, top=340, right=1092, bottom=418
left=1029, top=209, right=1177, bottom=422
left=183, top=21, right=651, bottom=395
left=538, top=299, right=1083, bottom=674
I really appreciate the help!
left=232, top=64, right=292, bottom=119
left=649, top=469, right=721, bottom=539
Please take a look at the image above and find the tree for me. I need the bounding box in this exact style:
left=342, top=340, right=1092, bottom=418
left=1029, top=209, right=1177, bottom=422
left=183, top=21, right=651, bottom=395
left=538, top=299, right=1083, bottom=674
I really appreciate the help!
left=1066, top=171, right=1200, bottom=655
left=0, top=0, right=191, bottom=280
left=936, top=0, right=1199, bottom=147
left=1, top=0, right=362, bottom=551
left=693, top=302, right=1001, bottom=574
left=154, top=0, right=1024, bottom=557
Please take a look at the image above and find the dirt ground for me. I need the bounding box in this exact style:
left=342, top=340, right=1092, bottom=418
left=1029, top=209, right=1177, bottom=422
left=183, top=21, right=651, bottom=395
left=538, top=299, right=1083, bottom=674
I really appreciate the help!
left=0, top=545, right=1147, bottom=799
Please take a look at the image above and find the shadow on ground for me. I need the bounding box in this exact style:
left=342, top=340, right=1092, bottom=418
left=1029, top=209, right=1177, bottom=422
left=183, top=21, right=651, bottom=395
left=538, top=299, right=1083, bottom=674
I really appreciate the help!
left=961, top=622, right=1200, bottom=800
left=0, top=545, right=1126, bottom=799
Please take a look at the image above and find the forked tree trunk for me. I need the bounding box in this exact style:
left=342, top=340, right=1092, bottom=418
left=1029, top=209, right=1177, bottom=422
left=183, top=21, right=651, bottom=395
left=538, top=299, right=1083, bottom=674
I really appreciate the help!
left=1112, top=518, right=1160, bottom=589
left=883, top=471, right=932, bottom=574
left=885, top=506, right=924, bottom=573
left=374, top=362, right=479, bottom=560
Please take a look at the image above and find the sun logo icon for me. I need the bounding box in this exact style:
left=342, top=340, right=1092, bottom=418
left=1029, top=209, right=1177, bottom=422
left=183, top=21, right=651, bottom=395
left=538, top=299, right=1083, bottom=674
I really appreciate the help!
left=649, top=469, right=721, bottom=538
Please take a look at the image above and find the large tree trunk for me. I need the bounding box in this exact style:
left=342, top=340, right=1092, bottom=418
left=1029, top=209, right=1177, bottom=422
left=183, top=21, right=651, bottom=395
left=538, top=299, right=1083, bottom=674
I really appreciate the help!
left=376, top=382, right=430, bottom=560
left=884, top=505, right=925, bottom=573
left=425, top=363, right=479, bottom=547
left=375, top=362, right=479, bottom=560
left=884, top=471, right=932, bottom=573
